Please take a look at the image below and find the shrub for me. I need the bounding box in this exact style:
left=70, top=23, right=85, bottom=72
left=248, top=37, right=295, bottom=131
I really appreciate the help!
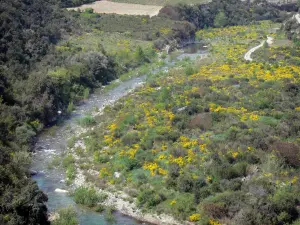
left=62, top=154, right=75, bottom=168
left=94, top=204, right=105, bottom=213
left=94, top=152, right=109, bottom=163
left=177, top=174, right=194, bottom=192
left=53, top=206, right=78, bottom=225
left=67, top=101, right=74, bottom=115
left=189, top=113, right=212, bottom=130
left=66, top=165, right=76, bottom=182
left=189, top=213, right=201, bottom=222
left=121, top=131, right=140, bottom=146
left=15, top=124, right=36, bottom=145
left=137, top=189, right=166, bottom=209
left=194, top=186, right=211, bottom=204
left=270, top=186, right=299, bottom=213
left=73, top=186, right=106, bottom=207
left=172, top=193, right=196, bottom=220
left=202, top=203, right=227, bottom=219
left=78, top=116, right=96, bottom=127
left=104, top=206, right=116, bottom=223
left=273, top=142, right=300, bottom=167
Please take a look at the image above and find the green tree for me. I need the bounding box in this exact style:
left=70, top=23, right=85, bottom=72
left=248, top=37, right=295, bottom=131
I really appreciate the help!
left=214, top=11, right=228, bottom=28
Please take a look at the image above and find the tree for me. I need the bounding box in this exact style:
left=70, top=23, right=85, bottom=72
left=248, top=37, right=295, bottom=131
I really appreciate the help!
left=214, top=11, right=228, bottom=28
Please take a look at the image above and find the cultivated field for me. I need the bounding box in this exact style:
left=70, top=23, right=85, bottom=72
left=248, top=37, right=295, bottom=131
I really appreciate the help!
left=111, top=0, right=210, bottom=6
left=67, top=0, right=163, bottom=17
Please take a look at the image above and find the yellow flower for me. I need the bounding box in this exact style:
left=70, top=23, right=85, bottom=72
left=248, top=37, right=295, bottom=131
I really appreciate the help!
left=249, top=114, right=259, bottom=121
left=291, top=176, right=298, bottom=184
left=158, top=168, right=168, bottom=175
left=189, top=213, right=201, bottom=222
left=206, top=175, right=212, bottom=183
left=247, top=146, right=254, bottom=151
left=170, top=200, right=176, bottom=206
left=209, top=219, right=221, bottom=225
left=232, top=151, right=239, bottom=159
left=295, top=107, right=300, bottom=111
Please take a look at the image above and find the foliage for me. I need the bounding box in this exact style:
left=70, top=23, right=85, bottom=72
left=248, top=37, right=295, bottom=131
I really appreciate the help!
left=73, top=186, right=107, bottom=207
left=214, top=11, right=228, bottom=28
left=52, top=206, right=79, bottom=225
left=73, top=21, right=300, bottom=224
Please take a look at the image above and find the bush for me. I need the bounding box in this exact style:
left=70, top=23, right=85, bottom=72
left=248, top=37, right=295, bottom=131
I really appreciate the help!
left=172, top=193, right=196, bottom=220
left=78, top=116, right=96, bottom=127
left=73, top=186, right=106, bottom=207
left=202, top=203, right=227, bottom=219
left=121, top=131, right=140, bottom=146
left=137, top=189, right=166, bottom=209
left=53, top=206, right=78, bottom=225
left=177, top=174, right=194, bottom=192
left=62, top=154, right=75, bottom=168
left=104, top=206, right=116, bottom=223
left=273, top=142, right=300, bottom=167
left=15, top=125, right=36, bottom=145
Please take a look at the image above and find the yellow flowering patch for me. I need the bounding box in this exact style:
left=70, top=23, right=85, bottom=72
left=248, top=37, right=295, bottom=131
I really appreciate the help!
left=189, top=213, right=201, bottom=222
left=170, top=200, right=176, bottom=206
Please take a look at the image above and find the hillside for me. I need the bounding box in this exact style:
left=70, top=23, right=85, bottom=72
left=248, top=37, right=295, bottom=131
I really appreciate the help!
left=1, top=0, right=300, bottom=224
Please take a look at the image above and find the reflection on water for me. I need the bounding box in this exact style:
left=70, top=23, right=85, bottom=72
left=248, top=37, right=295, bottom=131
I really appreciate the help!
left=183, top=43, right=208, bottom=54
left=177, top=43, right=208, bottom=61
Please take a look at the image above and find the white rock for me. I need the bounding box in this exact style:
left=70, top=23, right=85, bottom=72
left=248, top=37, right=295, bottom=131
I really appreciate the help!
left=114, top=172, right=121, bottom=178
left=54, top=188, right=68, bottom=193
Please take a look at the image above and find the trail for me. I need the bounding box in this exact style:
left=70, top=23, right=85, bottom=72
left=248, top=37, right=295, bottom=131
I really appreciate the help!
left=244, top=36, right=274, bottom=61
left=294, top=13, right=300, bottom=23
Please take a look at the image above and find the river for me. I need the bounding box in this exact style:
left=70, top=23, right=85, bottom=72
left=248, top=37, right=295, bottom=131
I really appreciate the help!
left=31, top=44, right=208, bottom=225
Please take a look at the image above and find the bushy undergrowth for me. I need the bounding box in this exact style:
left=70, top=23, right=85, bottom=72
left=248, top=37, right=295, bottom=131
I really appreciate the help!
left=76, top=21, right=300, bottom=224
left=73, top=186, right=107, bottom=207
left=52, top=206, right=78, bottom=225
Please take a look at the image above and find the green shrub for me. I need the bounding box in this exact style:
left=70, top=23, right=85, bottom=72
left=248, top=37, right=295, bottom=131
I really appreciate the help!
left=53, top=206, right=78, bottom=225
left=94, top=152, right=110, bottom=163
left=172, top=193, right=196, bottom=220
left=104, top=206, right=116, bottom=223
left=137, top=189, right=166, bottom=209
left=66, top=164, right=76, bottom=181
left=94, top=204, right=105, bottom=213
left=78, top=116, right=96, bottom=127
left=271, top=186, right=299, bottom=212
left=67, top=101, right=74, bottom=115
left=73, top=186, right=107, bottom=207
left=177, top=174, right=194, bottom=192
left=62, top=154, right=75, bottom=168
left=15, top=125, right=36, bottom=145
left=121, top=131, right=140, bottom=146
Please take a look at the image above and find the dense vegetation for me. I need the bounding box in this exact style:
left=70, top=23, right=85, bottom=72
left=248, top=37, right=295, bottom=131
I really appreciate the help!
left=67, top=20, right=300, bottom=225
left=1, top=0, right=300, bottom=223
left=0, top=0, right=185, bottom=223
left=58, top=0, right=95, bottom=8
left=0, top=0, right=71, bottom=223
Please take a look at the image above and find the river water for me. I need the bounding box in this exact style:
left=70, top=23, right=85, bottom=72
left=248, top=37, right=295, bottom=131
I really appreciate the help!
left=31, top=44, right=208, bottom=225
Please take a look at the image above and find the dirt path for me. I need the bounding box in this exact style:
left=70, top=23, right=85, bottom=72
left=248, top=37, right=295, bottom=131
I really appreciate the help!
left=244, top=36, right=273, bottom=61
left=67, top=0, right=162, bottom=17
left=295, top=13, right=300, bottom=23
